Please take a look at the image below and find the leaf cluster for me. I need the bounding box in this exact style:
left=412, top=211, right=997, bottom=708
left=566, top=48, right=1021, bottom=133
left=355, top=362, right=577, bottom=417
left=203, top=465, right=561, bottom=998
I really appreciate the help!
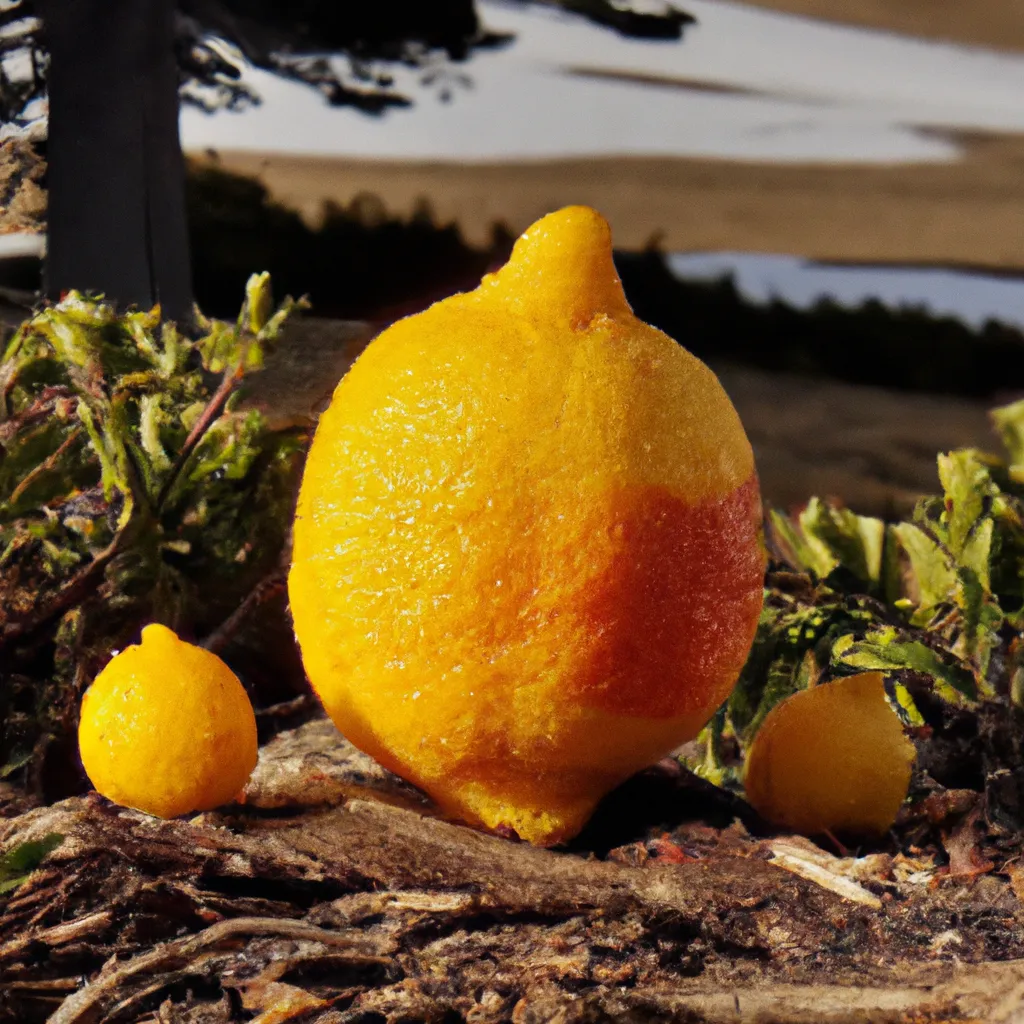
left=0, top=274, right=307, bottom=787
left=692, top=401, right=1024, bottom=791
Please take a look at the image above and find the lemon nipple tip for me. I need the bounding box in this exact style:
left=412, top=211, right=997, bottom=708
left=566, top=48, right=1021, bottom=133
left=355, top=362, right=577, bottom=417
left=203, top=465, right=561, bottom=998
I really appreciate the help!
left=486, top=205, right=632, bottom=325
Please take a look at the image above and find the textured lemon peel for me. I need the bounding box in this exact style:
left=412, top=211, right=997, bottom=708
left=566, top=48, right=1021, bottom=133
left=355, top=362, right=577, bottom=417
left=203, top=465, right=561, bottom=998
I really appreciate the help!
left=480, top=205, right=633, bottom=326
left=78, top=624, right=258, bottom=819
left=290, top=205, right=764, bottom=845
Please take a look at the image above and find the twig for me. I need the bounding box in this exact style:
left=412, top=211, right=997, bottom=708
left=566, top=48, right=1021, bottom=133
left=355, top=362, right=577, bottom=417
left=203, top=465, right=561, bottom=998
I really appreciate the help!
left=0, top=908, right=112, bottom=963
left=0, top=385, right=75, bottom=444
left=200, top=569, right=287, bottom=655
left=7, top=427, right=82, bottom=506
left=48, top=916, right=386, bottom=1024
left=154, top=362, right=244, bottom=511
left=254, top=693, right=315, bottom=723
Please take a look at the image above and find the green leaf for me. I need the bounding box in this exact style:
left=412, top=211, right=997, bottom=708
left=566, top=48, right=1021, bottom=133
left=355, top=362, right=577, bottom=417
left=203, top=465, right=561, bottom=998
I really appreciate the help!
left=952, top=565, right=1002, bottom=689
left=991, top=398, right=1024, bottom=472
left=691, top=706, right=735, bottom=788
left=76, top=398, right=125, bottom=501
left=245, top=271, right=274, bottom=335
left=769, top=499, right=885, bottom=589
left=0, top=833, right=63, bottom=895
left=832, top=626, right=977, bottom=703
left=937, top=450, right=994, bottom=556
left=197, top=320, right=242, bottom=375
left=890, top=522, right=956, bottom=611
left=139, top=393, right=172, bottom=473
left=768, top=509, right=832, bottom=578
left=960, top=515, right=994, bottom=592
left=802, top=498, right=885, bottom=587
left=890, top=681, right=925, bottom=727
left=0, top=750, right=31, bottom=778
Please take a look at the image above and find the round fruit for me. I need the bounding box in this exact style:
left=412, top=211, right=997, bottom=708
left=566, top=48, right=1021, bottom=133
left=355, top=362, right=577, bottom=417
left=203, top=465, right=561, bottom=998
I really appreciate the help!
left=743, top=672, right=916, bottom=837
left=78, top=623, right=258, bottom=818
left=289, top=205, right=765, bottom=845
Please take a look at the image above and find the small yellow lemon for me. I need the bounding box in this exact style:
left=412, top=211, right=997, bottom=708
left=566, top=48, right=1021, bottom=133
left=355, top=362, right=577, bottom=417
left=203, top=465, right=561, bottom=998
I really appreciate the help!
left=289, top=205, right=764, bottom=845
left=78, top=623, right=258, bottom=818
left=744, top=672, right=916, bottom=837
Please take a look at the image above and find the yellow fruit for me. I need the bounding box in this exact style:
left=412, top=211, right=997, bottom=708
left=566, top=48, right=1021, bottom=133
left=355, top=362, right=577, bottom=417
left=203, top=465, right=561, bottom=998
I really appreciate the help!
left=289, top=205, right=764, bottom=845
left=78, top=623, right=258, bottom=818
left=743, top=672, right=916, bottom=837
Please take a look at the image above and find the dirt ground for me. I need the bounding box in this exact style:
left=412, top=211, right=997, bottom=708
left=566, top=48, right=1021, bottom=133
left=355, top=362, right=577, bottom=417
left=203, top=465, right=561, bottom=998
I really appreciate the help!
left=203, top=131, right=1024, bottom=268
left=5, top=719, right=1024, bottom=1024
left=712, top=364, right=997, bottom=517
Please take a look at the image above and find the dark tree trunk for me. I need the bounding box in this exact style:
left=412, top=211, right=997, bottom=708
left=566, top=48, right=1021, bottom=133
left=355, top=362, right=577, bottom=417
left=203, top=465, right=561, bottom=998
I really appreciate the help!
left=39, top=0, right=192, bottom=323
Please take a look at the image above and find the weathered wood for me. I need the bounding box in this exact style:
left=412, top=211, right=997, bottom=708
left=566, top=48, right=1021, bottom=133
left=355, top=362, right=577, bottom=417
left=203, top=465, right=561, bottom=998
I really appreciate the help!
left=239, top=316, right=376, bottom=429
left=2, top=718, right=1022, bottom=1023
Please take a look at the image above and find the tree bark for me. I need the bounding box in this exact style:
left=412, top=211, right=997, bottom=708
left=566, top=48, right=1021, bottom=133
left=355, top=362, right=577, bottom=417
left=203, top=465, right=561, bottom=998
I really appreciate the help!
left=39, top=0, right=192, bottom=322
left=3, top=718, right=1024, bottom=1023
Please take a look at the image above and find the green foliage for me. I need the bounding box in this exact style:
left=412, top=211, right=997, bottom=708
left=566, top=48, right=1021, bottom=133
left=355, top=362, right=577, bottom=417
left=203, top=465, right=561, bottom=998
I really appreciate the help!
left=831, top=629, right=977, bottom=704
left=0, top=276, right=308, bottom=785
left=690, top=398, right=1024, bottom=789
left=0, top=833, right=62, bottom=896
left=768, top=498, right=885, bottom=587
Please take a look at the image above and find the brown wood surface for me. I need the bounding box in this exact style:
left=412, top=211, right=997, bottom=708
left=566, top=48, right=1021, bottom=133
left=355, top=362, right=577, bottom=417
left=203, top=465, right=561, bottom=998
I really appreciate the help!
left=2, top=719, right=1023, bottom=1023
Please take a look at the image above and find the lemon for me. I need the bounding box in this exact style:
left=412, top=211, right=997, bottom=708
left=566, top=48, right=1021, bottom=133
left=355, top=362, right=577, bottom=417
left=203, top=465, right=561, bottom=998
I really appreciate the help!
left=744, top=672, right=916, bottom=837
left=289, top=206, right=764, bottom=844
left=78, top=623, right=258, bottom=818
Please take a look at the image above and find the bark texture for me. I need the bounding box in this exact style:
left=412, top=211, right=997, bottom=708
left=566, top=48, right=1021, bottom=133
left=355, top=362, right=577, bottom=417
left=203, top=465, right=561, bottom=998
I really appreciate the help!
left=2, top=718, right=1023, bottom=1023
left=39, top=0, right=192, bottom=320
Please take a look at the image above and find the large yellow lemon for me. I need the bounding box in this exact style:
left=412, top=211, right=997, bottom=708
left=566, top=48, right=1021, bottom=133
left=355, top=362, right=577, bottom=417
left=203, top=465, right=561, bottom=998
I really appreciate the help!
left=289, top=206, right=764, bottom=844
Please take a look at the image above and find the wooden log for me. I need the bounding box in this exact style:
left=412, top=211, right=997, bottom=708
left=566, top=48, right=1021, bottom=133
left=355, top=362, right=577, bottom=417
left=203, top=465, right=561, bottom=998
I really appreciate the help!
left=2, top=719, right=1023, bottom=1023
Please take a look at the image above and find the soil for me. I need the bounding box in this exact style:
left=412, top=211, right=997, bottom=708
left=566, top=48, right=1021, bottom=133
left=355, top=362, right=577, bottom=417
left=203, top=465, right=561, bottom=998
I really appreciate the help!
left=202, top=131, right=1024, bottom=269
left=712, top=364, right=996, bottom=518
